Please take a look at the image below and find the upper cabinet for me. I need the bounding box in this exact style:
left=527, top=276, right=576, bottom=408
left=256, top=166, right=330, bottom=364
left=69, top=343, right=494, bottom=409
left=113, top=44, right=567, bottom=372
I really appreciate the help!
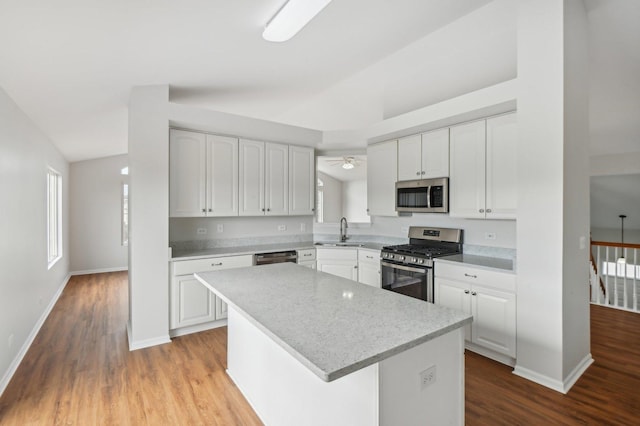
left=367, top=140, right=398, bottom=217
left=449, top=113, right=517, bottom=219
left=170, top=129, right=238, bottom=217
left=397, top=129, right=449, bottom=181
left=239, top=140, right=288, bottom=216
left=289, top=145, right=315, bottom=216
left=170, top=129, right=314, bottom=218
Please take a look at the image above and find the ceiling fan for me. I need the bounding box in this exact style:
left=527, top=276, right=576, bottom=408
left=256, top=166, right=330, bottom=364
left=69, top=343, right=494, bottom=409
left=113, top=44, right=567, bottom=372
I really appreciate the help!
left=325, top=156, right=365, bottom=170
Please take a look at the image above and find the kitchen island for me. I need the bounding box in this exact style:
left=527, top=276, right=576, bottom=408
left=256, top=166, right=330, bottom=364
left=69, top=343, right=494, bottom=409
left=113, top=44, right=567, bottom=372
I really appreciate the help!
left=195, top=263, right=472, bottom=426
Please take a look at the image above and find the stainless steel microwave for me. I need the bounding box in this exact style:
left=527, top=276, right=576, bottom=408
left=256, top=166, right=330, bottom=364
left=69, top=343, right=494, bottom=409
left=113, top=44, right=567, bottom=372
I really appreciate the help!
left=395, top=177, right=449, bottom=213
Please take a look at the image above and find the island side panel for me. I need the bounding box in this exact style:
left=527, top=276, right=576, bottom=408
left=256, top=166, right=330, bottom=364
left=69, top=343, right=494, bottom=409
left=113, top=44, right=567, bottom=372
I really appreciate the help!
left=379, top=327, right=465, bottom=426
left=226, top=308, right=379, bottom=426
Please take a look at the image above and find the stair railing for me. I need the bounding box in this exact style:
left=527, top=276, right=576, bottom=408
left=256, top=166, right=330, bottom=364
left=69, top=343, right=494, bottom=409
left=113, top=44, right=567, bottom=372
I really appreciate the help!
left=591, top=240, right=640, bottom=312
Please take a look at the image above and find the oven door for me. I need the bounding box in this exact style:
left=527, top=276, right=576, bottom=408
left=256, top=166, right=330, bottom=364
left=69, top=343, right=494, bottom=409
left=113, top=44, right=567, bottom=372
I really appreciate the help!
left=380, top=261, right=433, bottom=303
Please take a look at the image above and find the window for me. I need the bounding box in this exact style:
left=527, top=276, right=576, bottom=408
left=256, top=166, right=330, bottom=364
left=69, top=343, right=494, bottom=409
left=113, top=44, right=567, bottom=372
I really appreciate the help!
left=47, top=169, right=62, bottom=268
left=317, top=178, right=324, bottom=223
left=121, top=167, right=129, bottom=246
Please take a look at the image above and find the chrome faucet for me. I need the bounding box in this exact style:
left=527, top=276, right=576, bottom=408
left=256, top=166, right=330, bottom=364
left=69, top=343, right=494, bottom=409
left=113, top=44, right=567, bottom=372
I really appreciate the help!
left=340, top=217, right=349, bottom=242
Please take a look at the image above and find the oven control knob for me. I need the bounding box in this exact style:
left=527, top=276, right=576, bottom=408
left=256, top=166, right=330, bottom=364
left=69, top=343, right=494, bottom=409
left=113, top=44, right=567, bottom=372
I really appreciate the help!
left=410, top=257, right=417, bottom=263
left=418, top=259, right=424, bottom=264
left=399, top=256, right=405, bottom=261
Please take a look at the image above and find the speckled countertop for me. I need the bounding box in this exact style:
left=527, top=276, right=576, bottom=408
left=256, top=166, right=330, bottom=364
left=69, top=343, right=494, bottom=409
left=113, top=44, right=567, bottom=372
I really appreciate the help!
left=195, top=263, right=472, bottom=382
left=172, top=241, right=385, bottom=260
left=435, top=253, right=515, bottom=273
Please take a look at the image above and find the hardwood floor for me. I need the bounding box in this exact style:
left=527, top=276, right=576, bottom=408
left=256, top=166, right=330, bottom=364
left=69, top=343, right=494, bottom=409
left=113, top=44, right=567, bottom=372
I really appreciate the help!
left=1, top=272, right=639, bottom=425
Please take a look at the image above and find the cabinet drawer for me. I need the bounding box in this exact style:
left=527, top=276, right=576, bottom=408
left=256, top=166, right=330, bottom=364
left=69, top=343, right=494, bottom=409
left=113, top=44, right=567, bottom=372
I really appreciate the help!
left=358, top=249, right=380, bottom=265
left=172, top=254, right=253, bottom=276
left=435, top=262, right=515, bottom=292
left=316, top=247, right=358, bottom=261
left=297, top=248, right=316, bottom=262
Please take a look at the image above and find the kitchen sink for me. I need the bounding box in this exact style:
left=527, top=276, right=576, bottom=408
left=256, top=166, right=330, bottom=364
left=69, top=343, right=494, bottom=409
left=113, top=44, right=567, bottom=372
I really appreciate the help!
left=314, top=242, right=364, bottom=247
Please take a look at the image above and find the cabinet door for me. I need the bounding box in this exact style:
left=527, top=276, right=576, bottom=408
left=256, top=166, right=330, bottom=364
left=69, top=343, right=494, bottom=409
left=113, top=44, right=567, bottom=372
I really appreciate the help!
left=215, top=297, right=228, bottom=320
left=421, top=128, right=450, bottom=178
left=367, top=140, right=398, bottom=217
left=289, top=145, right=315, bottom=216
left=471, top=285, right=516, bottom=358
left=298, top=260, right=317, bottom=269
left=397, top=134, right=422, bottom=181
left=449, top=120, right=486, bottom=218
left=265, top=143, right=289, bottom=216
left=169, top=129, right=207, bottom=217
left=207, top=134, right=239, bottom=217
left=317, top=260, right=358, bottom=280
left=239, top=139, right=265, bottom=216
left=170, top=275, right=216, bottom=329
left=486, top=113, right=517, bottom=219
left=358, top=262, right=380, bottom=287
left=435, top=278, right=472, bottom=341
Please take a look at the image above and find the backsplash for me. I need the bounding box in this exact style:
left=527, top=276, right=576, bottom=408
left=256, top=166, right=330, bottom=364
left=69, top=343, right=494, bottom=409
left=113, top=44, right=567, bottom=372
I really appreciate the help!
left=170, top=233, right=314, bottom=251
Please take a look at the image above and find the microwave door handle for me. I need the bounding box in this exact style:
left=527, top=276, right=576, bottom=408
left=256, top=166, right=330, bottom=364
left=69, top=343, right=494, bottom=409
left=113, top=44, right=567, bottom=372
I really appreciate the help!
left=426, top=186, right=431, bottom=209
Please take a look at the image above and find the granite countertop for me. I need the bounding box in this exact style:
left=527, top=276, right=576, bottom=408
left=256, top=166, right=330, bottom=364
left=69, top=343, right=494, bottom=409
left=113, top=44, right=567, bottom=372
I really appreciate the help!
left=195, top=263, right=472, bottom=382
left=171, top=241, right=385, bottom=260
left=435, top=253, right=515, bottom=273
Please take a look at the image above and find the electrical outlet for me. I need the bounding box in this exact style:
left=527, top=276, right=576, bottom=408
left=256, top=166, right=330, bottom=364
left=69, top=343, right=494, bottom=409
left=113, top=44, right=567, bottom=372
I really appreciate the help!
left=485, top=232, right=496, bottom=240
left=300, top=223, right=306, bottom=232
left=420, top=365, right=437, bottom=390
left=197, top=228, right=207, bottom=235
left=217, top=224, right=224, bottom=233
left=278, top=225, right=286, bottom=231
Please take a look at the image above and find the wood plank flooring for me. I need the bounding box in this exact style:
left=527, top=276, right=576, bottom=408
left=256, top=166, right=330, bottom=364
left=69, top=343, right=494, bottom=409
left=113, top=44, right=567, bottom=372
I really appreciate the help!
left=1, top=272, right=639, bottom=425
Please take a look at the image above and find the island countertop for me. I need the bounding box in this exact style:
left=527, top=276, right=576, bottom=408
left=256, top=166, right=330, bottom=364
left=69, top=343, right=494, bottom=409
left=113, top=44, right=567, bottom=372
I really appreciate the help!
left=195, top=263, right=472, bottom=382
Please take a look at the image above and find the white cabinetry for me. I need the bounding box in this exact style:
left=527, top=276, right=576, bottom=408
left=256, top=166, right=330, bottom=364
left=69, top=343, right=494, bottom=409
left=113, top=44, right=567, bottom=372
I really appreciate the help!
left=297, top=248, right=316, bottom=269
left=288, top=146, right=315, bottom=216
left=169, top=130, right=239, bottom=217
left=435, top=261, right=516, bottom=363
left=367, top=140, right=398, bottom=217
left=449, top=113, right=517, bottom=219
left=239, top=140, right=288, bottom=216
left=357, top=249, right=381, bottom=287
left=397, top=129, right=449, bottom=181
left=316, top=248, right=358, bottom=280
left=170, top=255, right=253, bottom=332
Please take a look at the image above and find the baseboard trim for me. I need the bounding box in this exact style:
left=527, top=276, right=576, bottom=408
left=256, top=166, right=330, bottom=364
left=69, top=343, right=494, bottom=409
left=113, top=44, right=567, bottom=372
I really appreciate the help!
left=0, top=273, right=71, bottom=398
left=563, top=353, right=594, bottom=393
left=126, top=321, right=171, bottom=351
left=513, top=353, right=594, bottom=394
left=70, top=266, right=128, bottom=276
left=169, top=319, right=227, bottom=338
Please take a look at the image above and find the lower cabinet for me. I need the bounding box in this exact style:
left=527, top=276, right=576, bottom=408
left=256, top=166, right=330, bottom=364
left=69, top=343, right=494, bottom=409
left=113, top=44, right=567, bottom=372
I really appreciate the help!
left=358, top=248, right=381, bottom=287
left=170, top=254, right=253, bottom=330
left=435, top=261, right=516, bottom=362
left=316, top=248, right=358, bottom=280
left=297, top=248, right=316, bottom=269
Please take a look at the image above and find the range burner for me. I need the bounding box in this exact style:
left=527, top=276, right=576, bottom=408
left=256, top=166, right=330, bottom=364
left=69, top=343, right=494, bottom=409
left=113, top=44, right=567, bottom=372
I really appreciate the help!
left=381, top=226, right=463, bottom=267
left=383, top=244, right=458, bottom=258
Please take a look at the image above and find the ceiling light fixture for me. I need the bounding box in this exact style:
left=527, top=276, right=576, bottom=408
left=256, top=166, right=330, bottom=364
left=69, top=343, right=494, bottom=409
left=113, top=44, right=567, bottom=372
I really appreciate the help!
left=342, top=161, right=355, bottom=170
left=617, top=214, right=627, bottom=264
left=263, top=0, right=333, bottom=42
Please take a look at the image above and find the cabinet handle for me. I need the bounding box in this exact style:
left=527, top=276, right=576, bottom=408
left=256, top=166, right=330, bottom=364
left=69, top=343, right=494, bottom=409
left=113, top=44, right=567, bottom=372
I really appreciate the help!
left=464, top=290, right=470, bottom=294
left=471, top=291, right=477, bottom=296
left=304, top=253, right=312, bottom=257
left=202, top=209, right=206, bottom=213
left=262, top=208, right=265, bottom=212
left=421, top=171, right=425, bottom=175
left=211, top=262, right=223, bottom=267
left=312, top=208, right=315, bottom=212
left=366, top=255, right=374, bottom=259
left=464, top=273, right=478, bottom=279
left=354, top=265, right=358, bottom=269
left=208, top=208, right=212, bottom=212
left=486, top=209, right=492, bottom=213
left=267, top=208, right=271, bottom=212
left=416, top=171, right=420, bottom=176
left=479, top=209, right=485, bottom=213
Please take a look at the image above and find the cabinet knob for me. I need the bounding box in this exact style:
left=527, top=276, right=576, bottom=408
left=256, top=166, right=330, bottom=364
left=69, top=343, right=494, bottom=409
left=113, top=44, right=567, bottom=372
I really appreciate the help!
left=471, top=291, right=477, bottom=296
left=464, top=290, right=470, bottom=294
left=202, top=209, right=206, bottom=213
left=486, top=209, right=492, bottom=213
left=267, top=208, right=271, bottom=212
left=421, top=171, right=425, bottom=175
left=354, top=265, right=358, bottom=269
left=479, top=209, right=485, bottom=213
left=312, top=208, right=315, bottom=211
left=262, top=208, right=265, bottom=212
left=208, top=208, right=212, bottom=212
left=416, top=171, right=420, bottom=176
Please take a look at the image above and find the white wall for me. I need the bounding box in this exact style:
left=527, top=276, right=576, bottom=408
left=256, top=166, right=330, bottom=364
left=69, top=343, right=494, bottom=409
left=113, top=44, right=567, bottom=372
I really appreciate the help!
left=514, top=0, right=591, bottom=393
left=0, top=87, right=69, bottom=395
left=342, top=180, right=368, bottom=223
left=127, top=85, right=171, bottom=350
left=591, top=228, right=640, bottom=245
left=69, top=154, right=128, bottom=273
left=318, top=171, right=342, bottom=223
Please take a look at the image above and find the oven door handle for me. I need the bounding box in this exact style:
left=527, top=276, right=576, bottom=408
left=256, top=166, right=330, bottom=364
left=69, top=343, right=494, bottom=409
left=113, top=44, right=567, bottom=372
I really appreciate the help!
left=381, top=261, right=428, bottom=274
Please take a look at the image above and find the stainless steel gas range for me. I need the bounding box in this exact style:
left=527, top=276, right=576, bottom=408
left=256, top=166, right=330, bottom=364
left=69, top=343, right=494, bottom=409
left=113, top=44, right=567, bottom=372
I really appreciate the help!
left=380, top=226, right=463, bottom=303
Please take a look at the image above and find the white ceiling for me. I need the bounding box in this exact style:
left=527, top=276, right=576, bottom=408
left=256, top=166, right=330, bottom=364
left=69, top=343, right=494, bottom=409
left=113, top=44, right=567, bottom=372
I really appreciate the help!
left=0, top=1, right=638, bottom=162
left=317, top=155, right=367, bottom=182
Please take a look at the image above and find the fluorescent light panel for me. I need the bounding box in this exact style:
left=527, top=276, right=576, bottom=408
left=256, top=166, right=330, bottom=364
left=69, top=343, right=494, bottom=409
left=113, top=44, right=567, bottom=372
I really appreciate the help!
left=263, top=0, right=333, bottom=42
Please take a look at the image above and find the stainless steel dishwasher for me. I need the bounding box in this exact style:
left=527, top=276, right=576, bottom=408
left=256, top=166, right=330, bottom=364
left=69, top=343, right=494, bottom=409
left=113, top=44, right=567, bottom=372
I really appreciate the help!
left=254, top=250, right=298, bottom=265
